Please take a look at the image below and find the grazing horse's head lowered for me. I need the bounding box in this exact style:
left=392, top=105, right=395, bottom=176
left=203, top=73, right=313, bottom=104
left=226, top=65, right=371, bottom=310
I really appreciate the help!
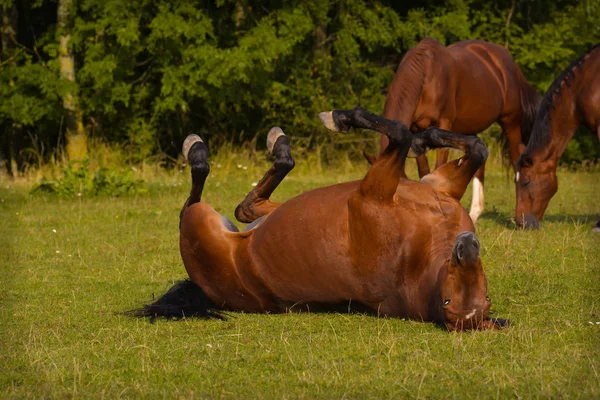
left=514, top=44, right=600, bottom=229
left=514, top=153, right=558, bottom=229
left=130, top=106, right=507, bottom=332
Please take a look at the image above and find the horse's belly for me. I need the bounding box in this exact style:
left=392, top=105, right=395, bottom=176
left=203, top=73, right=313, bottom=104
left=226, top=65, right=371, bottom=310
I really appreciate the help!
left=243, top=180, right=472, bottom=309
left=246, top=182, right=362, bottom=303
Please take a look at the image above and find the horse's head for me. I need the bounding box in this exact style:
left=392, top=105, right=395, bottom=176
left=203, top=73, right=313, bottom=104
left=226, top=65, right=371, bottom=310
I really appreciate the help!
left=439, top=232, right=505, bottom=331
left=514, top=153, right=558, bottom=229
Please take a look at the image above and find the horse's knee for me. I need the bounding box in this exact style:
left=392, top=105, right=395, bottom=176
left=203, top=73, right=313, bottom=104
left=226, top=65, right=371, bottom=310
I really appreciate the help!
left=389, top=121, right=412, bottom=149
left=470, top=138, right=488, bottom=168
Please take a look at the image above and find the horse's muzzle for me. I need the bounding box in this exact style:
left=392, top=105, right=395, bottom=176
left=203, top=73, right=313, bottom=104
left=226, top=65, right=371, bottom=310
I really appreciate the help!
left=452, top=231, right=480, bottom=266
left=518, top=213, right=540, bottom=230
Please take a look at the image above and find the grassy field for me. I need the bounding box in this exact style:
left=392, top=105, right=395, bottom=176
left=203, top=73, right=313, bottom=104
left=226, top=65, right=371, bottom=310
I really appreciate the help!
left=1, top=150, right=599, bottom=398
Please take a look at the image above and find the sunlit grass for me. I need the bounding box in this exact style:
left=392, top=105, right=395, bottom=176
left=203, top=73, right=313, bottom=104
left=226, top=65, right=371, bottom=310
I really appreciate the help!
left=0, top=150, right=598, bottom=398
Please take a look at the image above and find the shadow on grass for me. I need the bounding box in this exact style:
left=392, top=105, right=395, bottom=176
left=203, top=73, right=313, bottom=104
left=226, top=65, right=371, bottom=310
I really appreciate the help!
left=477, top=209, right=514, bottom=228
left=477, top=209, right=599, bottom=229
left=128, top=294, right=510, bottom=332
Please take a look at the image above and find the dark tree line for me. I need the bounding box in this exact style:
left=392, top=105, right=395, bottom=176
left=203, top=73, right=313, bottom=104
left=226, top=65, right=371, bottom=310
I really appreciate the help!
left=1, top=0, right=599, bottom=173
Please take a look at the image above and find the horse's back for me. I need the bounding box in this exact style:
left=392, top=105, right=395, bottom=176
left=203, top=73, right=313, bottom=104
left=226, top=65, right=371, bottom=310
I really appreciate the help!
left=445, top=40, right=524, bottom=130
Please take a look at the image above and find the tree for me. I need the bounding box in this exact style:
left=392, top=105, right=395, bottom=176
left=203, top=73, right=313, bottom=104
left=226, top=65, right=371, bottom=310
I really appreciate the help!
left=0, top=1, right=24, bottom=175
left=57, top=0, right=86, bottom=161
left=0, top=0, right=598, bottom=171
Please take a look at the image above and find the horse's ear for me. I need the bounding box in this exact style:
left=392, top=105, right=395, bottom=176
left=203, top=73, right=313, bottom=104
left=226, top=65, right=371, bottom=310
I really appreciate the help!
left=517, top=142, right=526, bottom=155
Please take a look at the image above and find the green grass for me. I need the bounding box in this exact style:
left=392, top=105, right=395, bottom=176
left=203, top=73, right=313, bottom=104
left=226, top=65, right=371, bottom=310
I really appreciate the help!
left=1, top=152, right=599, bottom=398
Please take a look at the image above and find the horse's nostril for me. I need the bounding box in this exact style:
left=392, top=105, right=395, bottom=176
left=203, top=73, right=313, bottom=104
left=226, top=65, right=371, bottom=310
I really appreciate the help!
left=519, top=213, right=540, bottom=230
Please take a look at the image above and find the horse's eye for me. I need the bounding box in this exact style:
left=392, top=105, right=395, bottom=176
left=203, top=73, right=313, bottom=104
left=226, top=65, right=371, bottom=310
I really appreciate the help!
left=443, top=299, right=451, bottom=306
left=521, top=180, right=530, bottom=187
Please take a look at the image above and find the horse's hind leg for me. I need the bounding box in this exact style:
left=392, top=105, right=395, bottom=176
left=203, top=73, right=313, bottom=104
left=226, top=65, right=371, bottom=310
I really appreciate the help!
left=180, top=135, right=210, bottom=221
left=413, top=127, right=488, bottom=202
left=235, top=127, right=295, bottom=223
left=319, top=107, right=412, bottom=201
left=178, top=135, right=273, bottom=312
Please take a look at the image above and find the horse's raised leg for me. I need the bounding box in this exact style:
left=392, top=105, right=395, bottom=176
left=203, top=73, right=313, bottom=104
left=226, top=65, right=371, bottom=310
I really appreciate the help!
left=319, top=106, right=412, bottom=201
left=412, top=127, right=488, bottom=202
left=234, top=127, right=295, bottom=223
left=179, top=135, right=277, bottom=312
left=434, top=148, right=450, bottom=169
left=180, top=135, right=210, bottom=221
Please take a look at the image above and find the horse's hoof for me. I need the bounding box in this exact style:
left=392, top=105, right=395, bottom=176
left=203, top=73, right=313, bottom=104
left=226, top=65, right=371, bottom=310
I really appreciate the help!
left=593, top=221, right=600, bottom=233
left=182, top=134, right=203, bottom=161
left=266, top=127, right=286, bottom=154
left=318, top=111, right=339, bottom=131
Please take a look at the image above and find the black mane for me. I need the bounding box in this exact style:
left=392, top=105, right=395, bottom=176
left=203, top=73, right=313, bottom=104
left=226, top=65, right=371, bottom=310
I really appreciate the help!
left=523, top=43, right=600, bottom=157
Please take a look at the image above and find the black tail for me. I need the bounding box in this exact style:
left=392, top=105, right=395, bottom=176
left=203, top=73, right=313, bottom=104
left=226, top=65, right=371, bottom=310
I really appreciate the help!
left=126, top=279, right=225, bottom=322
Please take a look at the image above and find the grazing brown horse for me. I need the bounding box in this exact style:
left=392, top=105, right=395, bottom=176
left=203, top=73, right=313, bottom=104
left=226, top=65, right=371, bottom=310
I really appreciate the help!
left=515, top=44, right=600, bottom=230
left=132, top=107, right=507, bottom=331
left=378, top=38, right=541, bottom=223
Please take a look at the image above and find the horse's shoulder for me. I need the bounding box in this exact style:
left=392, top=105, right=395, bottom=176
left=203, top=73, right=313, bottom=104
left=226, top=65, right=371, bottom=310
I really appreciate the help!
left=395, top=179, right=468, bottom=220
left=394, top=180, right=441, bottom=206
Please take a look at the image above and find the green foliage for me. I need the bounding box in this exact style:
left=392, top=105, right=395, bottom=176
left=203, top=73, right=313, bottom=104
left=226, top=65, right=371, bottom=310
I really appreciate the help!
left=2, top=0, right=599, bottom=165
left=561, top=127, right=600, bottom=166
left=31, top=159, right=146, bottom=197
left=126, top=118, right=156, bottom=164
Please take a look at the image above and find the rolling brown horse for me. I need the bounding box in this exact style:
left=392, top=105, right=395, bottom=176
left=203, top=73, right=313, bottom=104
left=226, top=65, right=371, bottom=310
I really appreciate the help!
left=378, top=38, right=541, bottom=223
left=515, top=44, right=600, bottom=229
left=132, top=107, right=506, bottom=331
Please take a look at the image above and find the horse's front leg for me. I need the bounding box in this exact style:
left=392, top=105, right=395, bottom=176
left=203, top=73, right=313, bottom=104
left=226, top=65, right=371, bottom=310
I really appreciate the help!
left=412, top=128, right=488, bottom=202
left=234, top=127, right=295, bottom=223
left=319, top=107, right=412, bottom=202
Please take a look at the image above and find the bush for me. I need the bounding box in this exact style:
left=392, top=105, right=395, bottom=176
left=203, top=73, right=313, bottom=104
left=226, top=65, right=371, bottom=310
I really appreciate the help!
left=31, top=159, right=146, bottom=197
